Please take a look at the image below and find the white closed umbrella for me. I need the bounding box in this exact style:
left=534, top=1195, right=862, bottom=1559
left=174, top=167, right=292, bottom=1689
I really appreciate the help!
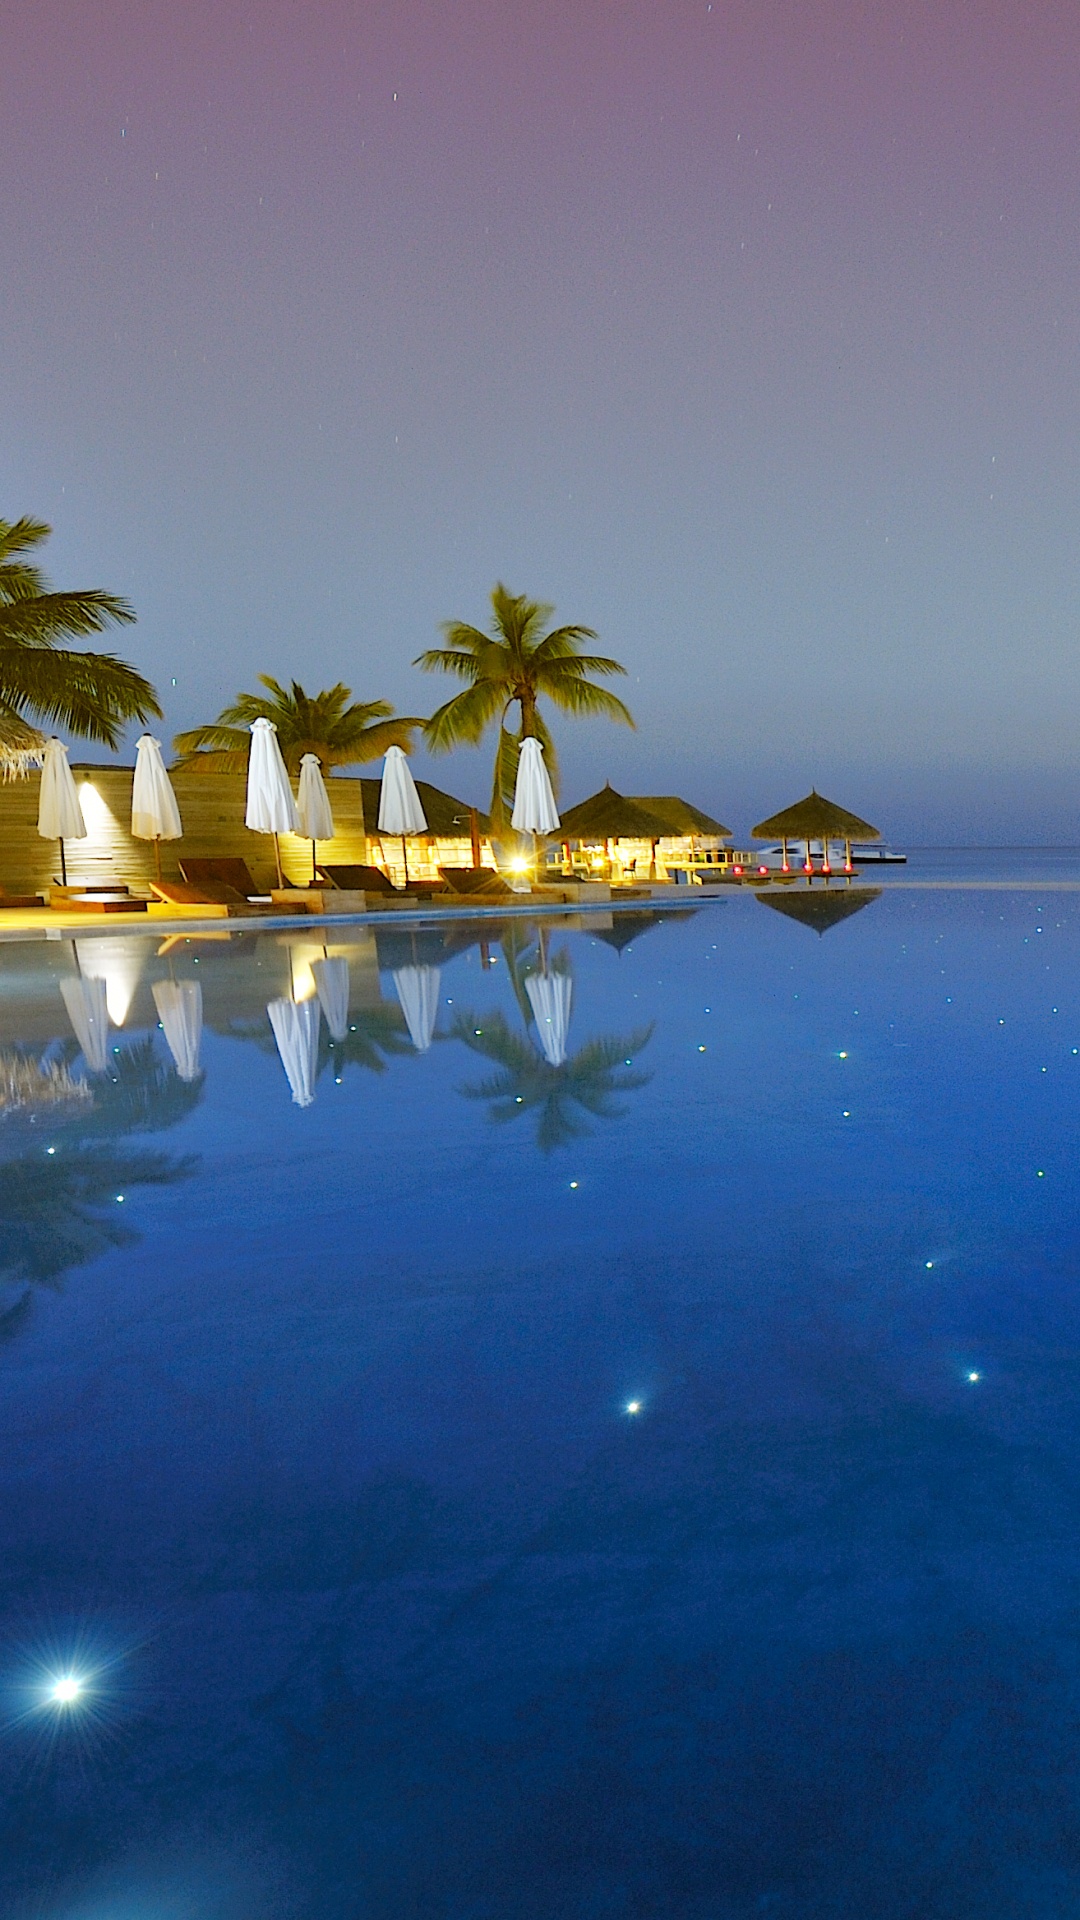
left=525, top=968, right=572, bottom=1068
left=246, top=717, right=299, bottom=888
left=266, top=996, right=320, bottom=1107
left=132, top=735, right=183, bottom=879
left=511, top=737, right=559, bottom=880
left=378, top=745, right=427, bottom=886
left=392, top=965, right=440, bottom=1053
left=297, top=754, right=335, bottom=883
left=152, top=978, right=203, bottom=1081
left=60, top=974, right=110, bottom=1074
left=38, top=739, right=87, bottom=885
left=312, top=955, right=350, bottom=1041
left=511, top=738, right=560, bottom=833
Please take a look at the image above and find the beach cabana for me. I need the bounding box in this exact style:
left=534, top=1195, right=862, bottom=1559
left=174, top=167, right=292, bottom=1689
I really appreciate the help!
left=751, top=790, right=879, bottom=874
left=556, top=785, right=729, bottom=880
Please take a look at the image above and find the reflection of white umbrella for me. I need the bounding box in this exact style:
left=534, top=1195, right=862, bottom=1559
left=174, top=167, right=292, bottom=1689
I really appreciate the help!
left=511, top=737, right=560, bottom=833
left=525, top=968, right=572, bottom=1067
left=297, top=754, right=335, bottom=882
left=75, top=937, right=145, bottom=1027
left=246, top=717, right=299, bottom=887
left=38, top=739, right=87, bottom=885
left=60, top=975, right=110, bottom=1073
left=267, top=996, right=320, bottom=1107
left=378, top=745, right=427, bottom=885
left=392, top=965, right=440, bottom=1052
left=152, top=979, right=203, bottom=1080
left=312, top=956, right=349, bottom=1041
left=132, top=735, right=183, bottom=878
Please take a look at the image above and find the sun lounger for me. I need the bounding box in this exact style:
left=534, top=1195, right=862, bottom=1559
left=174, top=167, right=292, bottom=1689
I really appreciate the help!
left=0, top=888, right=44, bottom=908
left=150, top=879, right=300, bottom=918
left=178, top=857, right=308, bottom=915
left=437, top=867, right=513, bottom=899
left=317, top=863, right=400, bottom=894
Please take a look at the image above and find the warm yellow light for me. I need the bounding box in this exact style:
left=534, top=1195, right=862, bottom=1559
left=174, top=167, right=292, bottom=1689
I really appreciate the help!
left=507, top=857, right=530, bottom=874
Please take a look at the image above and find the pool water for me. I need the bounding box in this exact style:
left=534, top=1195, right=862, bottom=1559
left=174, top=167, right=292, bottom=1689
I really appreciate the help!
left=2, top=879, right=1080, bottom=1917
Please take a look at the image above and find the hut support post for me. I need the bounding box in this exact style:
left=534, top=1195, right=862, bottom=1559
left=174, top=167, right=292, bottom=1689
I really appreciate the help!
left=822, top=835, right=832, bottom=875
left=844, top=838, right=853, bottom=875
left=803, top=837, right=813, bottom=875
left=781, top=835, right=789, bottom=873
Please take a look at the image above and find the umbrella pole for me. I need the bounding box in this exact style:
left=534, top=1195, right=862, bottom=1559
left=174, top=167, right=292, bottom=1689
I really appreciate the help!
left=59, top=838, right=67, bottom=885
left=273, top=832, right=284, bottom=889
left=312, top=840, right=318, bottom=884
left=155, top=836, right=162, bottom=880
left=402, top=835, right=409, bottom=886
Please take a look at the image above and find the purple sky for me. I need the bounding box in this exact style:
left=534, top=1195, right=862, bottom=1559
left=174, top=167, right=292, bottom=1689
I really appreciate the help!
left=2, top=0, right=1079, bottom=840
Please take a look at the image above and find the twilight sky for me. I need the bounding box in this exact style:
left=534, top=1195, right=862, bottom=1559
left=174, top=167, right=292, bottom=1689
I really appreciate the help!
left=2, top=0, right=1078, bottom=841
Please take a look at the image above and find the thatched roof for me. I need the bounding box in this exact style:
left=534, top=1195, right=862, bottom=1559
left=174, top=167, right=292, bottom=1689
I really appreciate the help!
left=751, top=790, right=880, bottom=841
left=755, top=886, right=882, bottom=936
left=359, top=779, right=490, bottom=837
left=557, top=785, right=672, bottom=841
left=559, top=784, right=729, bottom=842
left=632, top=795, right=730, bottom=836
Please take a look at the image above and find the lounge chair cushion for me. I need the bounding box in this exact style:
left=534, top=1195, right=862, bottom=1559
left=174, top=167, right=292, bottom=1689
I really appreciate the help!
left=318, top=863, right=399, bottom=894
left=180, top=856, right=261, bottom=896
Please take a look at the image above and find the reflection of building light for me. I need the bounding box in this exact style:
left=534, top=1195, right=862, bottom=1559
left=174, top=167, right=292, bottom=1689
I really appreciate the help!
left=75, top=937, right=144, bottom=1027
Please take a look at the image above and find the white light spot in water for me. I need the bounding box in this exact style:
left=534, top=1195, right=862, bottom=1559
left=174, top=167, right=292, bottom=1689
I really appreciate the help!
left=842, top=1110, right=850, bottom=1117
left=1038, top=1170, right=1045, bottom=1177
left=967, top=1371, right=981, bottom=1383
left=49, top=1675, right=83, bottom=1705
left=569, top=1181, right=579, bottom=1189
left=626, top=1401, right=641, bottom=1415
left=925, top=1261, right=934, bottom=1269
left=838, top=1050, right=847, bottom=1058
left=115, top=1194, right=124, bottom=1203
left=46, top=1146, right=55, bottom=1155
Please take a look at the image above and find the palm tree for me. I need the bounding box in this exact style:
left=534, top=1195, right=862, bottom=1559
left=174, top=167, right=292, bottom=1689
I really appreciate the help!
left=173, top=677, right=422, bottom=774
left=0, top=517, right=160, bottom=765
left=416, top=583, right=634, bottom=823
left=452, top=1008, right=653, bottom=1152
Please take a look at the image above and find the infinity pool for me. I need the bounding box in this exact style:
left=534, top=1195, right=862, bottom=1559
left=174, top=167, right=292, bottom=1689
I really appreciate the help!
left=3, top=873, right=1080, bottom=1917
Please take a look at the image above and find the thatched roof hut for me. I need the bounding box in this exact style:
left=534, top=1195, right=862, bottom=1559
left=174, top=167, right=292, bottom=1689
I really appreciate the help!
left=558, top=785, right=671, bottom=841
left=751, top=790, right=879, bottom=841
left=632, top=795, right=730, bottom=836
left=559, top=784, right=729, bottom=842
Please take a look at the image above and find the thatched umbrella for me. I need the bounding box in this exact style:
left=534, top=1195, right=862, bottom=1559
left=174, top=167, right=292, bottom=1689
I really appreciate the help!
left=756, top=886, right=882, bottom=936
left=751, top=789, right=879, bottom=875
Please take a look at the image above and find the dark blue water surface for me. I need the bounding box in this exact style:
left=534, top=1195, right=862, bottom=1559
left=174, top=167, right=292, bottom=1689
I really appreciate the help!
left=3, top=873, right=1080, bottom=1917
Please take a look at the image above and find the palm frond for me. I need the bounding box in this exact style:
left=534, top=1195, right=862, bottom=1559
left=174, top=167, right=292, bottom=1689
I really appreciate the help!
left=0, top=645, right=161, bottom=745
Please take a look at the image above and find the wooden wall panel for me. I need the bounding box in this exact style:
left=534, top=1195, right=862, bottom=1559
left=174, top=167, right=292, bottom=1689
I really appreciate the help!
left=0, top=768, right=372, bottom=892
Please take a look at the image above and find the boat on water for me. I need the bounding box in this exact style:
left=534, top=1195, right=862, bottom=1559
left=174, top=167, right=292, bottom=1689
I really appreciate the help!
left=850, top=844, right=907, bottom=864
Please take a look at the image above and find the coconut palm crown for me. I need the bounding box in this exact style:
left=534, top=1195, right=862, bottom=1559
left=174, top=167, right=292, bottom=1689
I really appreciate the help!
left=0, top=517, right=160, bottom=765
left=172, top=677, right=422, bottom=774
left=416, top=583, right=634, bottom=823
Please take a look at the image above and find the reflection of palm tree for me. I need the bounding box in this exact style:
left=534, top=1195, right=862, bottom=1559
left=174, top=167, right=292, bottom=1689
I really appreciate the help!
left=452, top=1009, right=653, bottom=1152
left=54, top=1034, right=203, bottom=1136
left=0, top=1145, right=190, bottom=1286
left=0, top=1034, right=200, bottom=1305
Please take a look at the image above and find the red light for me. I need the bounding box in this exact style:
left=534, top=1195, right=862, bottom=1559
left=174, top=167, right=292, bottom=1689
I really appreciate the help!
left=733, top=865, right=742, bottom=875
left=758, top=866, right=768, bottom=875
